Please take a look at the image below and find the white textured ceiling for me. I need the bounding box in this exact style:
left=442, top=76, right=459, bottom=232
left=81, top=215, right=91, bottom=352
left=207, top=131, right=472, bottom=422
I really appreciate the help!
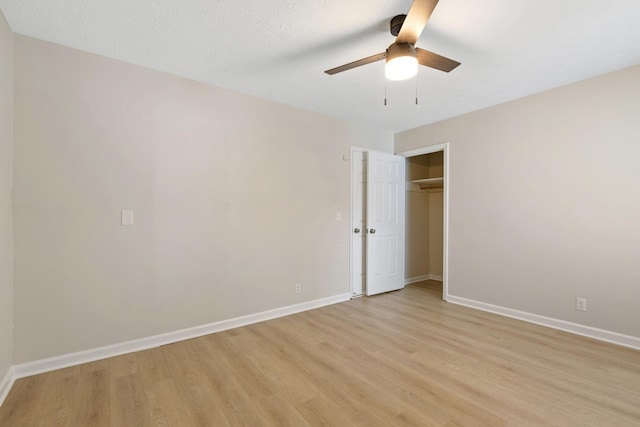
left=2, top=0, right=640, bottom=132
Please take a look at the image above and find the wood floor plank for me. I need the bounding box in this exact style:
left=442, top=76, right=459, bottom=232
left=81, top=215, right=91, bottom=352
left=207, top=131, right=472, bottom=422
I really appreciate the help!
left=69, top=369, right=110, bottom=427
left=1, top=280, right=639, bottom=426
left=161, top=340, right=209, bottom=390
left=180, top=383, right=232, bottom=427
left=207, top=330, right=278, bottom=397
left=295, top=395, right=359, bottom=426
left=109, top=352, right=138, bottom=378
left=30, top=366, right=80, bottom=427
left=252, top=391, right=312, bottom=427
left=256, top=321, right=391, bottom=426
left=144, top=377, right=191, bottom=427
left=0, top=376, right=42, bottom=426
left=241, top=326, right=320, bottom=404
left=196, top=337, right=274, bottom=426
left=135, top=347, right=173, bottom=387
left=110, top=373, right=150, bottom=426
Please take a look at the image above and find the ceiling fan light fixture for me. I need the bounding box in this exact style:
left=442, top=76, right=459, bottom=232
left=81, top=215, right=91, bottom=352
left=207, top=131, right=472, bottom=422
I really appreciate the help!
left=385, top=43, right=418, bottom=81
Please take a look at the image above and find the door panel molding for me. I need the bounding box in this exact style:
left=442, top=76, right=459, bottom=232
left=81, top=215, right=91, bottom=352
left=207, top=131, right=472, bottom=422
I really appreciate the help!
left=366, top=151, right=406, bottom=296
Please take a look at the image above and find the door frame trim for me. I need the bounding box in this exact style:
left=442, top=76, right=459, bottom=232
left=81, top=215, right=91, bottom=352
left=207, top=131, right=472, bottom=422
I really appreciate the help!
left=396, top=143, right=450, bottom=301
left=349, top=146, right=366, bottom=297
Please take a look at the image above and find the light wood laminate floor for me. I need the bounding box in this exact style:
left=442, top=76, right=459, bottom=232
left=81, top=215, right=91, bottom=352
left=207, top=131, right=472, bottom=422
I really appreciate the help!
left=1, top=280, right=639, bottom=426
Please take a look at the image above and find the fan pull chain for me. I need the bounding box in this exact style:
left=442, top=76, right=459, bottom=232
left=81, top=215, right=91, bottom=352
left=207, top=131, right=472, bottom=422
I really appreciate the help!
left=384, top=78, right=388, bottom=106
left=415, top=74, right=419, bottom=105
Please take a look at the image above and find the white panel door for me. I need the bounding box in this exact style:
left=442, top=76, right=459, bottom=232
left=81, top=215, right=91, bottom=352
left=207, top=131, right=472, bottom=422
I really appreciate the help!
left=350, top=150, right=366, bottom=296
left=366, top=151, right=405, bottom=296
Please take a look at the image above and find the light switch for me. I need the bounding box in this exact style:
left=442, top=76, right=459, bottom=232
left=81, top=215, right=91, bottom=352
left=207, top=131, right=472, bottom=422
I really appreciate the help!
left=121, top=210, right=134, bottom=226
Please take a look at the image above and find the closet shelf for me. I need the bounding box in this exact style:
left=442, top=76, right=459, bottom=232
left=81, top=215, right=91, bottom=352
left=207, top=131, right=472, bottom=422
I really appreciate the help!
left=410, top=177, right=444, bottom=189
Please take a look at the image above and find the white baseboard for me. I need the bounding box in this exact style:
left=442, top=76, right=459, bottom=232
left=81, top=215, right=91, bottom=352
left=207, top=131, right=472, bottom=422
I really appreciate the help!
left=405, top=275, right=430, bottom=285
left=0, top=366, right=15, bottom=407
left=11, top=293, right=351, bottom=381
left=405, top=274, right=443, bottom=285
left=447, top=295, right=640, bottom=351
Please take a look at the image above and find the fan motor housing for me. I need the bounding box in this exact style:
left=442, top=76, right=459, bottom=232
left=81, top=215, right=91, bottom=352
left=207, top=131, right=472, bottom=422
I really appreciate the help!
left=387, top=42, right=417, bottom=61
left=390, top=15, right=407, bottom=37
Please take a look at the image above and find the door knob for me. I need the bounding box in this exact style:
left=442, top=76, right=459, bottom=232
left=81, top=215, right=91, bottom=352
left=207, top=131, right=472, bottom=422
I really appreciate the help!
left=354, top=228, right=360, bottom=234
left=369, top=229, right=376, bottom=234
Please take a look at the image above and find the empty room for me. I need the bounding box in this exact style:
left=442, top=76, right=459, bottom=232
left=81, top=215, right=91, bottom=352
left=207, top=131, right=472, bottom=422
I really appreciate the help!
left=1, top=0, right=639, bottom=425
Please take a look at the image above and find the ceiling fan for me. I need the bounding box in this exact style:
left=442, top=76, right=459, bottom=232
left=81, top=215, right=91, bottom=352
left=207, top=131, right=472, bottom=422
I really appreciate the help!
left=324, top=0, right=460, bottom=81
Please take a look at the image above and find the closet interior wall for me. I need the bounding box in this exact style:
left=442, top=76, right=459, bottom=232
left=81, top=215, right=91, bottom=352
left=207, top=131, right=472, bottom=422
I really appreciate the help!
left=406, top=152, right=444, bottom=283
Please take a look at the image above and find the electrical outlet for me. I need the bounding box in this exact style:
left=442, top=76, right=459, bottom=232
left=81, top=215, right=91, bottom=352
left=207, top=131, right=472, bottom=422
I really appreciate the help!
left=576, top=297, right=587, bottom=312
left=295, top=283, right=301, bottom=294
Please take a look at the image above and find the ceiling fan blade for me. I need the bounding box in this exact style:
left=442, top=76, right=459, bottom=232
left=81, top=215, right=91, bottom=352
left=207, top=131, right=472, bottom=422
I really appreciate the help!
left=325, top=52, right=387, bottom=75
left=416, top=48, right=460, bottom=72
left=397, top=0, right=439, bottom=45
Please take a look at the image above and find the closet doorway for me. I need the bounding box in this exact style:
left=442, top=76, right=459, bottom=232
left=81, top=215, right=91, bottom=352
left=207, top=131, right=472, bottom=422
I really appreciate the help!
left=398, top=143, right=449, bottom=300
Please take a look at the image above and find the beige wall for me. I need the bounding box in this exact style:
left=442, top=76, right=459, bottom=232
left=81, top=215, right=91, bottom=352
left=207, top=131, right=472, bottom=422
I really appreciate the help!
left=0, top=10, right=13, bottom=380
left=428, top=190, right=443, bottom=276
left=396, top=65, right=640, bottom=338
left=406, top=189, right=429, bottom=279
left=12, top=35, right=393, bottom=363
